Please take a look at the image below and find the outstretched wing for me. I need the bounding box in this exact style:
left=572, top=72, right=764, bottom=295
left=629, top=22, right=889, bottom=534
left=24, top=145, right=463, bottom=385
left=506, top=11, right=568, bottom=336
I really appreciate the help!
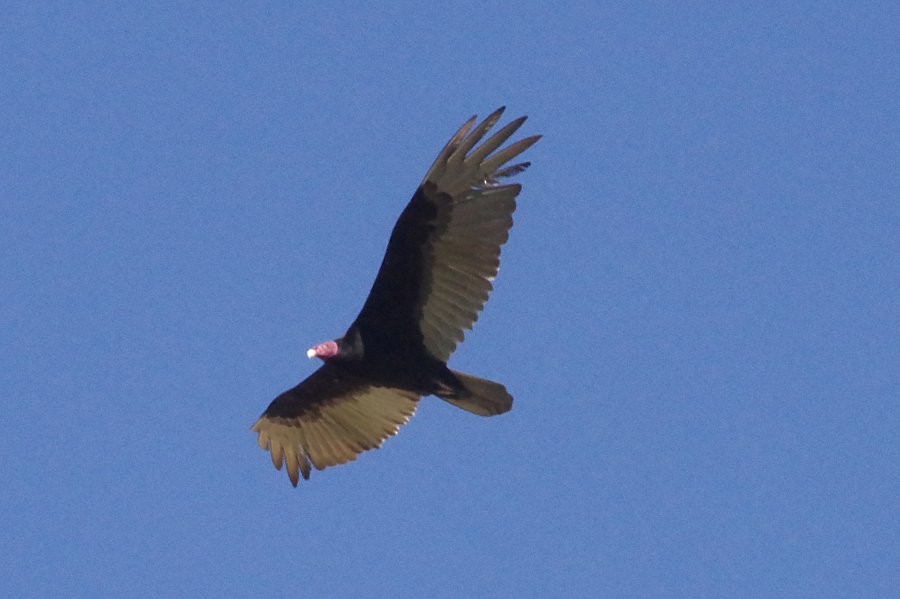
left=351, top=107, right=541, bottom=361
left=251, top=363, right=419, bottom=486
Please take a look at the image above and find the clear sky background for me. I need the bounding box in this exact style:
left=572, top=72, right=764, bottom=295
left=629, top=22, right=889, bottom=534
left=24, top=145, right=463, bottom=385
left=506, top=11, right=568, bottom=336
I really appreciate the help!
left=3, top=3, right=898, bottom=597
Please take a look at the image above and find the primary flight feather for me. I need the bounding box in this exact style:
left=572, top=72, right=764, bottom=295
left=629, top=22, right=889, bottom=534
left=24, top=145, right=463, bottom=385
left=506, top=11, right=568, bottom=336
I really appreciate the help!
left=252, top=107, right=540, bottom=486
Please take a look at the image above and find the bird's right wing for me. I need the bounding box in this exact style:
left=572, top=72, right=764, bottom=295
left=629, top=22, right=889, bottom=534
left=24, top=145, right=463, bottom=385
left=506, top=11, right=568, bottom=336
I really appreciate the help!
left=251, top=364, right=419, bottom=486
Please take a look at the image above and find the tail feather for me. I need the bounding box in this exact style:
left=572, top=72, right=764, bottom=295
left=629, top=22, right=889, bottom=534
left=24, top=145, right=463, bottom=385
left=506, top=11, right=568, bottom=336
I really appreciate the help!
left=438, top=370, right=513, bottom=416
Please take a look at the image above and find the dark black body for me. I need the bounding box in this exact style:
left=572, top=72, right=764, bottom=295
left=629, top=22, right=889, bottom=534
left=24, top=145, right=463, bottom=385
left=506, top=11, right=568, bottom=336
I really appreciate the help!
left=265, top=187, right=464, bottom=421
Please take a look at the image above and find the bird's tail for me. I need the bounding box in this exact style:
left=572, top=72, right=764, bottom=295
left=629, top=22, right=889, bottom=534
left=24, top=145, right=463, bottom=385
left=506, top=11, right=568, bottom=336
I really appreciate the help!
left=437, top=370, right=513, bottom=416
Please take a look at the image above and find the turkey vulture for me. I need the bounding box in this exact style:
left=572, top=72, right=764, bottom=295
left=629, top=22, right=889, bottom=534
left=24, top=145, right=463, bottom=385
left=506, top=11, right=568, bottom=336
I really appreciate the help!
left=252, top=107, right=540, bottom=486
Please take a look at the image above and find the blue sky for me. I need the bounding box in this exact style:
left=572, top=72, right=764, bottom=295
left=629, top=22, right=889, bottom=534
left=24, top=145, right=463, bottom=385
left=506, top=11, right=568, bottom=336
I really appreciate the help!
left=3, top=2, right=899, bottom=597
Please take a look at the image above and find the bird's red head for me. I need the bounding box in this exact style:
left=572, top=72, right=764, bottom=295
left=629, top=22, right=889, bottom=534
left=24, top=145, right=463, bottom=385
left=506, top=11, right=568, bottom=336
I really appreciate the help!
left=306, top=340, right=339, bottom=360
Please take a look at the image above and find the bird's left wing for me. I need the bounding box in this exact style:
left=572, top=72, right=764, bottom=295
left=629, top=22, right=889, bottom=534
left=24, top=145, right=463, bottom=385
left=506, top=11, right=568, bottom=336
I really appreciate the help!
left=351, top=107, right=540, bottom=360
left=251, top=363, right=419, bottom=486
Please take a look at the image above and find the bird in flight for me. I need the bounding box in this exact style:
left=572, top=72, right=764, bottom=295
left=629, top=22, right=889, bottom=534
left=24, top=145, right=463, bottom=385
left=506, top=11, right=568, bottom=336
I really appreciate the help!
left=252, top=107, right=540, bottom=486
